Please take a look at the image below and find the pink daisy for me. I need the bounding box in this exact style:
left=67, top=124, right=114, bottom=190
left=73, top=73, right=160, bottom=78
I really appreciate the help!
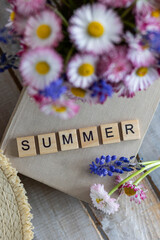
left=119, top=181, right=147, bottom=204
left=136, top=7, right=160, bottom=32
left=19, top=47, right=63, bottom=90
left=99, top=0, right=134, bottom=8
left=125, top=67, right=159, bottom=93
left=97, top=46, right=132, bottom=83
left=126, top=32, right=156, bottom=67
left=24, top=10, right=62, bottom=48
left=40, top=98, right=80, bottom=119
left=90, top=184, right=119, bottom=215
left=14, top=0, right=46, bottom=17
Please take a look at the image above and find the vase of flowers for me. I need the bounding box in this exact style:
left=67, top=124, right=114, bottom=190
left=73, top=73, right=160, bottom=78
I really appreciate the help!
left=1, top=0, right=160, bottom=119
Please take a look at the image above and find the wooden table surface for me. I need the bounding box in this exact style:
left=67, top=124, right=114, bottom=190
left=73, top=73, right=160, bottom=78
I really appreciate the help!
left=0, top=2, right=160, bottom=240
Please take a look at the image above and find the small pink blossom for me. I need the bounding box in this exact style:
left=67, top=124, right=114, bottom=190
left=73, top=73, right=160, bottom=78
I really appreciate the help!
left=136, top=6, right=160, bottom=32
left=119, top=182, right=147, bottom=204
left=90, top=184, right=119, bottom=215
left=97, top=46, right=132, bottom=83
left=14, top=0, right=46, bottom=17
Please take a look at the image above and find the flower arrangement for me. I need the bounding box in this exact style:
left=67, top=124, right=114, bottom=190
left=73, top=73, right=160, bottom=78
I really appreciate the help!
left=1, top=0, right=160, bottom=119
left=89, top=155, right=160, bottom=214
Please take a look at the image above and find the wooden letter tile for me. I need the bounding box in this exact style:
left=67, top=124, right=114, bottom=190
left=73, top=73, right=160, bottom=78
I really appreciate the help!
left=100, top=123, right=120, bottom=144
left=59, top=129, right=79, bottom=151
left=16, top=136, right=37, bottom=157
left=79, top=126, right=99, bottom=148
left=38, top=133, right=58, bottom=155
left=121, top=120, right=141, bottom=141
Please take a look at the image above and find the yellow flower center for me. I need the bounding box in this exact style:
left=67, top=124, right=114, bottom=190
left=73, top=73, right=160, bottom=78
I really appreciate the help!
left=78, top=63, right=94, bottom=77
left=10, top=11, right=15, bottom=21
left=87, top=21, right=104, bottom=38
left=96, top=198, right=103, bottom=204
left=35, top=61, right=50, bottom=75
left=36, top=24, right=52, bottom=39
left=136, top=67, right=148, bottom=77
left=151, top=10, right=160, bottom=18
left=71, top=87, right=86, bottom=98
left=52, top=106, right=67, bottom=113
left=124, top=187, right=136, bottom=197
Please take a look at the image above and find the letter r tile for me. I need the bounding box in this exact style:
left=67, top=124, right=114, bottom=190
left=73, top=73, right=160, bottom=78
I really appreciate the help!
left=59, top=129, right=79, bottom=151
left=16, top=136, right=37, bottom=157
left=79, top=126, right=99, bottom=148
left=38, top=133, right=57, bottom=155
left=121, top=120, right=141, bottom=141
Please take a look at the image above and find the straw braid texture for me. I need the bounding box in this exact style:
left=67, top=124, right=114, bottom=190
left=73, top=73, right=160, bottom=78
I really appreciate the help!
left=0, top=150, right=34, bottom=240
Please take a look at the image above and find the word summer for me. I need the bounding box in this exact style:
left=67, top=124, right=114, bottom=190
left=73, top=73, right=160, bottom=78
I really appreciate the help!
left=16, top=119, right=140, bottom=158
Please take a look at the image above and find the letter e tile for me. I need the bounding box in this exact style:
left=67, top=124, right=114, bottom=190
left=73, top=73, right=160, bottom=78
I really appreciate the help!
left=38, top=133, right=58, bottom=155
left=59, top=129, right=79, bottom=151
left=121, top=120, right=141, bottom=141
left=16, top=136, right=37, bottom=157
left=100, top=123, right=120, bottom=144
left=79, top=126, right=99, bottom=148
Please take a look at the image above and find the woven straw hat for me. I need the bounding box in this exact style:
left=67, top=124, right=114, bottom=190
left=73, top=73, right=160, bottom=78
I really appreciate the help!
left=0, top=150, right=34, bottom=240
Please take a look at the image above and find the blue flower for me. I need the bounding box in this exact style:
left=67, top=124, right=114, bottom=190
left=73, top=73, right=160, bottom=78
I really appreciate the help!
left=0, top=27, right=17, bottom=44
left=89, top=79, right=113, bottom=104
left=0, top=53, right=18, bottom=73
left=142, top=31, right=160, bottom=53
left=89, top=155, right=144, bottom=177
left=39, top=78, right=67, bottom=100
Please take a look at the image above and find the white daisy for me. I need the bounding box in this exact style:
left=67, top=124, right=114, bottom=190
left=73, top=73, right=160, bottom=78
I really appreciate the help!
left=66, top=84, right=96, bottom=104
left=67, top=54, right=98, bottom=89
left=90, top=184, right=119, bottom=215
left=19, top=47, right=63, bottom=90
left=69, top=4, right=123, bottom=54
left=126, top=32, right=156, bottom=67
left=125, top=67, right=159, bottom=93
left=40, top=98, right=80, bottom=119
left=24, top=10, right=62, bottom=48
left=6, top=8, right=16, bottom=28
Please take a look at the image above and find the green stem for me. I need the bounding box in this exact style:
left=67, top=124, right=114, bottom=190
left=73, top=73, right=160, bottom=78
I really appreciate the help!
left=121, top=0, right=137, bottom=19
left=141, top=160, right=160, bottom=165
left=133, top=164, right=160, bottom=186
left=54, top=9, right=68, bottom=27
left=60, top=0, right=70, bottom=8
left=123, top=20, right=135, bottom=29
left=65, top=46, right=74, bottom=67
left=108, top=161, right=160, bottom=196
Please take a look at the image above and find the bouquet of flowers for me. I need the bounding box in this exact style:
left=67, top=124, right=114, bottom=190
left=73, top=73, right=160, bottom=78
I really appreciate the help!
left=2, top=0, right=160, bottom=119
